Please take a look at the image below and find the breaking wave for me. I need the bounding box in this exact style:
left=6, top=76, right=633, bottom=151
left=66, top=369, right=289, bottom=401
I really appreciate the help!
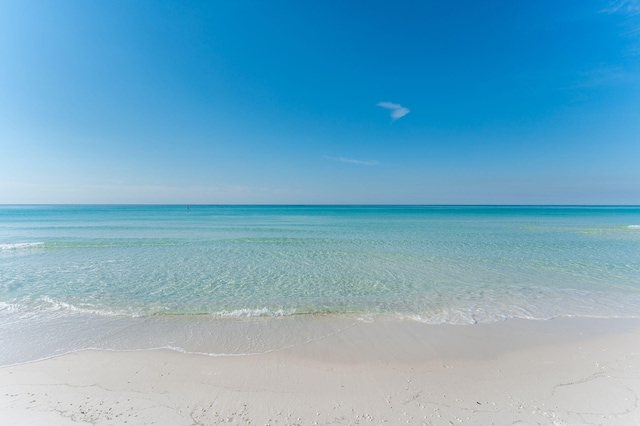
left=0, top=242, right=44, bottom=251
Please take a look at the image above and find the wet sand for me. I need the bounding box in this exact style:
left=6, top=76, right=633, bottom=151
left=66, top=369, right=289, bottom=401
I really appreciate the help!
left=1, top=317, right=640, bottom=425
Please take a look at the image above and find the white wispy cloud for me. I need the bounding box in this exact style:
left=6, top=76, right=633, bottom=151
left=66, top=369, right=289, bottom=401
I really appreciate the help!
left=377, top=101, right=410, bottom=120
left=323, top=156, right=379, bottom=166
left=602, top=0, right=640, bottom=15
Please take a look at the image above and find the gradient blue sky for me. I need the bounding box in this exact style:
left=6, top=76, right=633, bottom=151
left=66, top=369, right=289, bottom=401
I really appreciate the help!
left=1, top=0, right=639, bottom=204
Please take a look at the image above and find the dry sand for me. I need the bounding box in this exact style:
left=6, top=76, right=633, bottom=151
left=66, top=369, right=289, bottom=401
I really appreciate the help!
left=1, top=317, right=640, bottom=425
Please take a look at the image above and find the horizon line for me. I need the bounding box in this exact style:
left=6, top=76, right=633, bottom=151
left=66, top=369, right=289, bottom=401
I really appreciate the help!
left=1, top=203, right=639, bottom=207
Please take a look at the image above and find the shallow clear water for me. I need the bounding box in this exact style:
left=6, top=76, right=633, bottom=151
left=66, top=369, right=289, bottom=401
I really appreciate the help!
left=1, top=205, right=639, bottom=364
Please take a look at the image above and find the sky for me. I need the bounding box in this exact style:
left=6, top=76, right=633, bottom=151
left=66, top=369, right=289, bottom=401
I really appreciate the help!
left=1, top=0, right=639, bottom=204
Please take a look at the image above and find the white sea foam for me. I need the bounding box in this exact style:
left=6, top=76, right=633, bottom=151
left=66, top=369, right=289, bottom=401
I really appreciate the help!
left=33, top=297, right=133, bottom=317
left=356, top=314, right=375, bottom=323
left=152, top=346, right=259, bottom=357
left=214, top=307, right=290, bottom=317
left=0, top=301, right=23, bottom=313
left=628, top=225, right=640, bottom=229
left=0, top=242, right=44, bottom=250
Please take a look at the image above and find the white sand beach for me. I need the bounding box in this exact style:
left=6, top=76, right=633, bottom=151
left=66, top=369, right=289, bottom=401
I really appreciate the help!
left=1, top=317, right=640, bottom=425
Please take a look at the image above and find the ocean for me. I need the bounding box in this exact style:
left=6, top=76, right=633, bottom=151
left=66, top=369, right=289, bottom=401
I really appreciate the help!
left=1, top=205, right=639, bottom=365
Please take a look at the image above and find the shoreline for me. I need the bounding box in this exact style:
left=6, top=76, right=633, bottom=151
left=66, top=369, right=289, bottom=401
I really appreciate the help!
left=2, top=317, right=640, bottom=425
left=4, top=310, right=640, bottom=367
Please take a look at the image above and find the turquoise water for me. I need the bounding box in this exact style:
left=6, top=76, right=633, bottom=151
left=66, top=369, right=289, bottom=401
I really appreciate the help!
left=1, top=205, right=640, bottom=364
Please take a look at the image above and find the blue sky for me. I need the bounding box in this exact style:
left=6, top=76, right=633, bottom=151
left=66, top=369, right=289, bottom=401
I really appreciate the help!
left=1, top=0, right=639, bottom=204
